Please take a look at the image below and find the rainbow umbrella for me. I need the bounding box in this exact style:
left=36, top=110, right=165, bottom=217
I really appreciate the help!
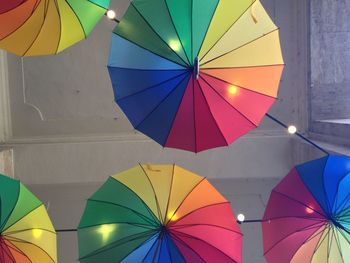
left=108, top=0, right=284, bottom=152
left=78, top=164, right=242, bottom=263
left=0, top=0, right=110, bottom=56
left=0, top=174, right=57, bottom=263
left=262, top=155, right=350, bottom=263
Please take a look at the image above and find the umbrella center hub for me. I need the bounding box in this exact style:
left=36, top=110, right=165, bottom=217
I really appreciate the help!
left=193, top=57, right=200, bottom=80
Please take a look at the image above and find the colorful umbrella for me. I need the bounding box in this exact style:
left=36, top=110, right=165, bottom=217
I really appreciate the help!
left=108, top=0, right=284, bottom=152
left=262, top=155, right=350, bottom=263
left=78, top=164, right=242, bottom=263
left=0, top=174, right=57, bottom=263
left=0, top=0, right=110, bottom=56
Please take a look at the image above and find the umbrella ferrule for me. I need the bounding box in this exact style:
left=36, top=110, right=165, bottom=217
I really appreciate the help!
left=194, top=57, right=199, bottom=80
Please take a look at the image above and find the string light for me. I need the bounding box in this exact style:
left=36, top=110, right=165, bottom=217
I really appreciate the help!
left=32, top=229, right=43, bottom=239
left=228, top=85, right=238, bottom=95
left=237, top=214, right=245, bottom=223
left=98, top=224, right=116, bottom=242
left=288, top=125, right=297, bottom=134
left=106, top=10, right=116, bottom=20
left=169, top=40, right=180, bottom=51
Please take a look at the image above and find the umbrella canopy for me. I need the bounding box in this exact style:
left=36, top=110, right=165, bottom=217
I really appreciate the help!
left=0, top=0, right=110, bottom=56
left=262, top=155, right=350, bottom=263
left=78, top=164, right=242, bottom=263
left=0, top=174, right=57, bottom=263
left=108, top=0, right=284, bottom=153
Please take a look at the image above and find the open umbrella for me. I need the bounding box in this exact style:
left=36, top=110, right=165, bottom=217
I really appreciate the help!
left=0, top=174, right=57, bottom=263
left=108, top=0, right=284, bottom=152
left=78, top=164, right=242, bottom=263
left=262, top=155, right=350, bottom=263
left=0, top=0, right=110, bottom=56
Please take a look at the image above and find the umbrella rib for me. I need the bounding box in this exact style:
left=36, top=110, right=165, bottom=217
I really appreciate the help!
left=199, top=74, right=258, bottom=127
left=272, top=189, right=327, bottom=218
left=134, top=74, right=190, bottom=131
left=203, top=63, right=285, bottom=70
left=3, top=227, right=56, bottom=236
left=287, top=222, right=328, bottom=262
left=0, top=1, right=40, bottom=41
left=196, top=79, right=230, bottom=146
left=163, top=164, right=176, bottom=225
left=2, top=246, right=18, bottom=263
left=263, top=221, right=326, bottom=256
left=199, top=0, right=258, bottom=63
left=130, top=3, right=190, bottom=67
left=86, top=0, right=109, bottom=10
left=109, top=176, right=162, bottom=224
left=80, top=229, right=157, bottom=259
left=86, top=198, right=159, bottom=227
left=65, top=0, right=87, bottom=39
left=0, top=183, right=35, bottom=231
left=297, top=156, right=332, bottom=215
left=168, top=202, right=230, bottom=226
left=170, top=223, right=242, bottom=236
left=112, top=32, right=188, bottom=69
left=311, top=225, right=330, bottom=258
left=333, top=227, right=346, bottom=262
left=331, top=171, right=350, bottom=214
left=51, top=0, right=63, bottom=54
left=192, top=77, right=198, bottom=153
left=118, top=233, right=158, bottom=263
left=166, top=178, right=206, bottom=223
left=164, top=0, right=191, bottom=65
left=263, top=215, right=327, bottom=223
left=200, top=71, right=278, bottom=99
left=194, top=0, right=220, bottom=60
left=334, top=193, right=350, bottom=215
left=201, top=28, right=280, bottom=68
left=115, top=70, right=189, bottom=102
left=171, top=229, right=238, bottom=262
left=139, top=234, right=159, bottom=263
left=6, top=235, right=57, bottom=263
left=138, top=164, right=164, bottom=223
left=22, top=0, right=50, bottom=56
left=1, top=203, right=48, bottom=234
left=169, top=232, right=206, bottom=263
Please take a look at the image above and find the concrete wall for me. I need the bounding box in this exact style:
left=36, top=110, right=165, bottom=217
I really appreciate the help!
left=310, top=0, right=350, bottom=121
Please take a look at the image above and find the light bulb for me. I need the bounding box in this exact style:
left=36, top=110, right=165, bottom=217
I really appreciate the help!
left=106, top=10, right=116, bottom=20
left=32, top=229, right=43, bottom=239
left=169, top=40, right=180, bottom=51
left=228, top=85, right=238, bottom=95
left=288, top=125, right=297, bottom=134
left=237, top=214, right=245, bottom=223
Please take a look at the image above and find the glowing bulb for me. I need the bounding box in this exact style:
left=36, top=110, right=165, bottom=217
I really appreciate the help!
left=305, top=206, right=314, bottom=214
left=98, top=224, right=116, bottom=241
left=169, top=40, right=180, bottom=51
left=288, top=125, right=297, bottom=134
left=237, top=214, right=245, bottom=223
left=32, top=229, right=43, bottom=239
left=106, top=10, right=116, bottom=20
left=228, top=85, right=238, bottom=95
left=167, top=211, right=178, bottom=222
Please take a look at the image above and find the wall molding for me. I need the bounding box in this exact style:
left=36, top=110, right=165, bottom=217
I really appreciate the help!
left=0, top=51, right=12, bottom=143
left=1, top=129, right=291, bottom=146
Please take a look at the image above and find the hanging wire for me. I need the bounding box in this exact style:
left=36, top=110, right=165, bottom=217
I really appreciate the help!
left=265, top=113, right=329, bottom=155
